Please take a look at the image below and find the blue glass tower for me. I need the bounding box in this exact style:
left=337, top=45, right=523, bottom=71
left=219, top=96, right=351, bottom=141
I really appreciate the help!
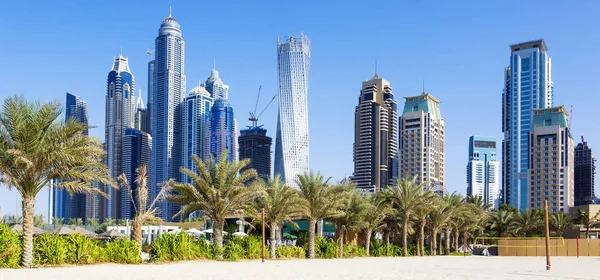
left=51, top=93, right=88, bottom=222
left=466, top=136, right=500, bottom=209
left=207, top=98, right=237, bottom=162
left=182, top=85, right=213, bottom=183
left=121, top=128, right=152, bottom=219
left=151, top=13, right=186, bottom=221
left=104, top=54, right=135, bottom=220
left=502, top=39, right=553, bottom=210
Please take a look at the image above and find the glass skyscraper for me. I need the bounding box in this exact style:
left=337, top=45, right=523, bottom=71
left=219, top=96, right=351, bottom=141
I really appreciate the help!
left=51, top=92, right=89, bottom=221
left=207, top=98, right=237, bottom=162
left=502, top=39, right=553, bottom=210
left=182, top=85, right=213, bottom=183
left=151, top=13, right=186, bottom=221
left=121, top=128, right=152, bottom=219
left=204, top=69, right=229, bottom=99
left=466, top=136, right=500, bottom=209
left=274, top=34, right=311, bottom=188
left=104, top=54, right=135, bottom=220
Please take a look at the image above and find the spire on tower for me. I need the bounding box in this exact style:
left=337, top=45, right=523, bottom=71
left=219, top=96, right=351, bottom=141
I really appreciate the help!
left=169, top=6, right=172, bottom=17
left=213, top=59, right=216, bottom=70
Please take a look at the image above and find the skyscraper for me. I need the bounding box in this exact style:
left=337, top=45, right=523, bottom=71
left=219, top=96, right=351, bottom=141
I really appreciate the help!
left=207, top=98, right=237, bottom=162
left=239, top=126, right=272, bottom=182
left=204, top=69, right=229, bottom=99
left=574, top=138, right=595, bottom=206
left=399, top=93, right=446, bottom=196
left=502, top=39, right=553, bottom=210
left=182, top=85, right=213, bottom=183
left=134, top=90, right=149, bottom=133
left=51, top=92, right=89, bottom=221
left=151, top=13, right=186, bottom=221
left=147, top=59, right=155, bottom=135
left=528, top=106, right=573, bottom=213
left=466, top=136, right=500, bottom=209
left=352, top=73, right=398, bottom=192
left=104, top=54, right=135, bottom=220
left=121, top=128, right=152, bottom=219
left=274, top=34, right=311, bottom=188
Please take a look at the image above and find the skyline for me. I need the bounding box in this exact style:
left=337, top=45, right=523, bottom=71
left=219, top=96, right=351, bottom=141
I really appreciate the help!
left=1, top=0, right=600, bottom=215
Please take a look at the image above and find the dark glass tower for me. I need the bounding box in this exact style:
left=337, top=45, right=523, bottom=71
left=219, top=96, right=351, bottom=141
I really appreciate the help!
left=121, top=128, right=152, bottom=219
left=239, top=126, right=272, bottom=181
left=575, top=139, right=595, bottom=206
left=207, top=98, right=237, bottom=162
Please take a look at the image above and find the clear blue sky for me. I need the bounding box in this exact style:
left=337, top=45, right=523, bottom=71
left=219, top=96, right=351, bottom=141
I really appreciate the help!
left=1, top=0, right=599, bottom=216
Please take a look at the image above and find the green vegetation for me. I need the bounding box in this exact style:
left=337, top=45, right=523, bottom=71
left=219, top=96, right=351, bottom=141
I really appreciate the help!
left=0, top=224, right=21, bottom=268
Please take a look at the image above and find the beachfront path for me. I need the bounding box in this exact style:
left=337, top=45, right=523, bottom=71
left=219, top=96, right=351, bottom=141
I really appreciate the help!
left=3, top=256, right=598, bottom=280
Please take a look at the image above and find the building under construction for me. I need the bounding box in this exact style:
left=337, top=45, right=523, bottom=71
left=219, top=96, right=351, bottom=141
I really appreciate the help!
left=238, top=126, right=272, bottom=181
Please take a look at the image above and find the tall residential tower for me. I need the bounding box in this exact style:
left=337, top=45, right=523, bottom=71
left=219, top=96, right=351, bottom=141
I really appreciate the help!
left=502, top=39, right=553, bottom=210
left=399, top=93, right=446, bottom=196
left=352, top=74, right=398, bottom=192
left=151, top=13, right=186, bottom=221
left=274, top=34, right=311, bottom=188
left=182, top=85, right=213, bottom=183
left=574, top=138, right=595, bottom=206
left=466, top=136, right=500, bottom=209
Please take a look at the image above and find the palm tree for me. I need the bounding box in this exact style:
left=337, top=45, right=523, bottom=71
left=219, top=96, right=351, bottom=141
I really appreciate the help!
left=362, top=193, right=388, bottom=256
left=427, top=196, right=454, bottom=256
left=330, top=186, right=368, bottom=258
left=68, top=218, right=83, bottom=226
left=382, top=177, right=426, bottom=257
left=466, top=196, right=491, bottom=212
left=510, top=209, right=543, bottom=237
left=443, top=193, right=464, bottom=255
left=5, top=215, right=22, bottom=225
left=51, top=217, right=64, bottom=225
left=118, top=165, right=168, bottom=250
left=86, top=217, right=99, bottom=226
left=250, top=175, right=303, bottom=259
left=413, top=190, right=436, bottom=256
left=550, top=212, right=572, bottom=237
left=576, top=209, right=600, bottom=239
left=0, top=95, right=112, bottom=267
left=489, top=210, right=514, bottom=237
left=103, top=218, right=116, bottom=226
left=167, top=151, right=257, bottom=250
left=296, top=171, right=346, bottom=259
left=33, top=214, right=44, bottom=228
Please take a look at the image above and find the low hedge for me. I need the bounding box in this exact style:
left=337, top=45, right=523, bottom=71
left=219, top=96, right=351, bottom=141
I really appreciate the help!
left=276, top=246, right=306, bottom=259
left=0, top=224, right=21, bottom=268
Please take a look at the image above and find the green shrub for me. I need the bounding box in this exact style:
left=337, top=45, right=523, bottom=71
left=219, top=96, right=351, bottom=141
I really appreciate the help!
left=151, top=232, right=208, bottom=262
left=241, top=236, right=261, bottom=259
left=105, top=238, right=140, bottom=264
left=223, top=237, right=245, bottom=261
left=64, top=233, right=104, bottom=264
left=314, top=237, right=337, bottom=259
left=343, top=244, right=367, bottom=258
left=0, top=224, right=21, bottom=268
left=369, top=240, right=404, bottom=257
left=33, top=234, right=68, bottom=266
left=276, top=246, right=306, bottom=259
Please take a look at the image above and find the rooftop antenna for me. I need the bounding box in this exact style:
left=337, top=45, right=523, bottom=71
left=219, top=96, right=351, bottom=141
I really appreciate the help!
left=169, top=6, right=172, bottom=17
left=120, top=46, right=123, bottom=57
left=422, top=79, right=425, bottom=93
left=375, top=58, right=378, bottom=76
left=213, top=59, right=216, bottom=70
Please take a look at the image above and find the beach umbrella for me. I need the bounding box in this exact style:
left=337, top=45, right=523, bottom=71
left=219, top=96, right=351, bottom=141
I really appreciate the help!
left=202, top=228, right=227, bottom=234
left=185, top=228, right=203, bottom=235
left=101, top=229, right=128, bottom=239
left=9, top=224, right=46, bottom=235
left=73, top=226, right=101, bottom=239
left=283, top=232, right=298, bottom=239
left=232, top=232, right=248, bottom=237
left=52, top=225, right=76, bottom=235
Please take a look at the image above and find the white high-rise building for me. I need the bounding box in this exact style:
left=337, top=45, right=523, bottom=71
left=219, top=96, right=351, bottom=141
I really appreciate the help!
left=151, top=13, right=186, bottom=221
left=274, top=34, right=311, bottom=188
left=182, top=85, right=213, bottom=183
left=466, top=136, right=500, bottom=209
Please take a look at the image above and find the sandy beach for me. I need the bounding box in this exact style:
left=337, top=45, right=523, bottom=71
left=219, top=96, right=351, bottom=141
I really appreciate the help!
left=3, top=256, right=599, bottom=280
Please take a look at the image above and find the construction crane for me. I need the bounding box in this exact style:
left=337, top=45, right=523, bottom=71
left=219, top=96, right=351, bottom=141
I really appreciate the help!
left=248, top=85, right=278, bottom=129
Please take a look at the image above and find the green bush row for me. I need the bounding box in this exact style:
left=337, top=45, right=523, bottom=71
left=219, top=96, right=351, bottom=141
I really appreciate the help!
left=276, top=246, right=306, bottom=259
left=0, top=224, right=21, bottom=268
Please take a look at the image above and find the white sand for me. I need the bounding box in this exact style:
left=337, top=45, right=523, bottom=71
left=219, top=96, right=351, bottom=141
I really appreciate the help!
left=3, top=256, right=598, bottom=280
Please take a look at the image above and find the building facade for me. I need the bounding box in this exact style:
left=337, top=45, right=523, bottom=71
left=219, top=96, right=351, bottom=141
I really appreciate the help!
left=121, top=128, right=152, bottom=220
left=466, top=136, right=500, bottom=209
left=502, top=39, right=554, bottom=210
left=399, top=93, right=446, bottom=196
left=274, top=34, right=311, bottom=188
left=134, top=91, right=149, bottom=134
left=182, top=85, right=213, bottom=183
left=528, top=106, right=573, bottom=213
left=151, top=14, right=186, bottom=221
left=352, top=74, right=398, bottom=192
left=239, top=126, right=272, bottom=182
left=574, top=139, right=595, bottom=206
left=104, top=54, right=135, bottom=220
left=207, top=98, right=237, bottom=162
left=51, top=93, right=89, bottom=221
left=204, top=69, right=229, bottom=99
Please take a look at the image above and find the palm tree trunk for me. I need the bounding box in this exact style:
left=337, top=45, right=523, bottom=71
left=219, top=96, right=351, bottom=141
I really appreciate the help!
left=402, top=215, right=409, bottom=257
left=445, top=229, right=451, bottom=255
left=308, top=218, right=316, bottom=259
left=385, top=231, right=390, bottom=256
left=419, top=218, right=426, bottom=256
left=213, top=219, right=225, bottom=249
left=439, top=233, right=443, bottom=255
left=269, top=222, right=277, bottom=259
left=132, top=219, right=143, bottom=250
left=431, top=230, right=437, bottom=256
left=21, top=196, right=35, bottom=268
left=453, top=230, right=459, bottom=252
left=586, top=226, right=590, bottom=239
left=365, top=230, right=372, bottom=256
left=337, top=226, right=344, bottom=259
